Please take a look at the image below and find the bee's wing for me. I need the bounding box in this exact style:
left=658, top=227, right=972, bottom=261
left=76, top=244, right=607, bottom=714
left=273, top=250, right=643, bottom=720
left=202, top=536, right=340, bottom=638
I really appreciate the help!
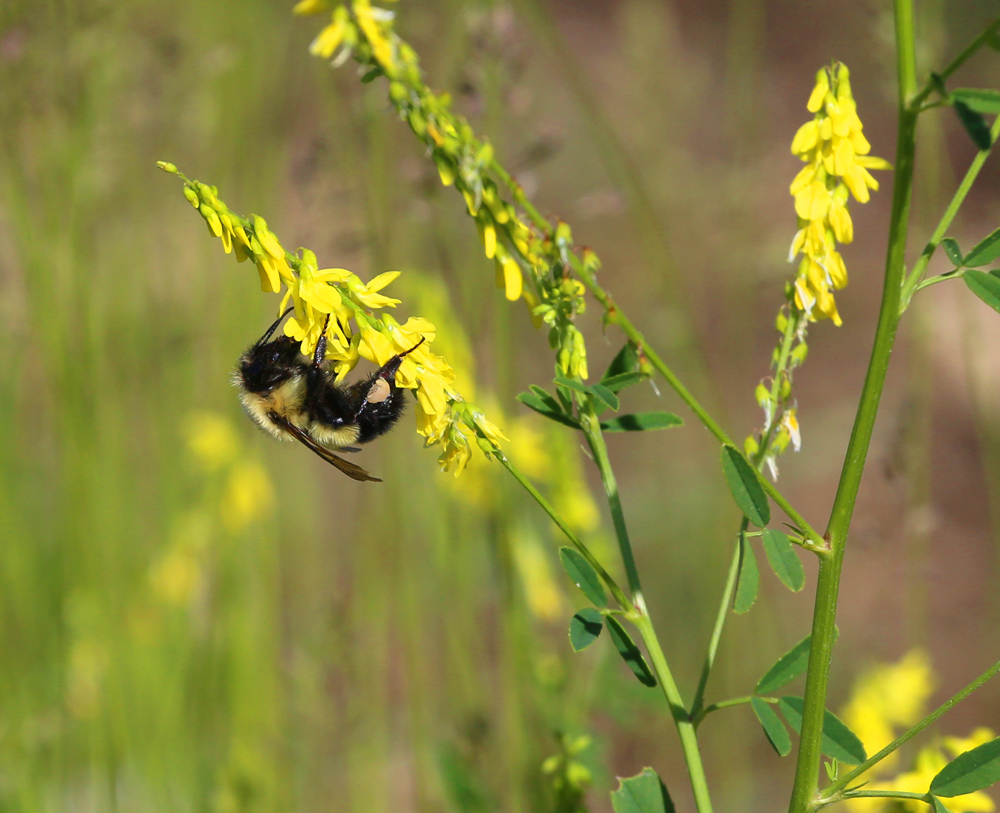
left=269, top=413, right=381, bottom=482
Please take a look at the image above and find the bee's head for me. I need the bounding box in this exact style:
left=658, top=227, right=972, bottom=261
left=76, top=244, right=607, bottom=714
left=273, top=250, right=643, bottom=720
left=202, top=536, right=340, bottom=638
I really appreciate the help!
left=237, top=336, right=305, bottom=394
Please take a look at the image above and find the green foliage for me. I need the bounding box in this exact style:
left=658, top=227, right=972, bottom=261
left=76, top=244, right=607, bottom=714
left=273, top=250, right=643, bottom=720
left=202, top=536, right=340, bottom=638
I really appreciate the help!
left=777, top=697, right=867, bottom=765
left=752, top=697, right=792, bottom=756
left=756, top=634, right=816, bottom=694
left=569, top=609, right=604, bottom=652
left=953, top=99, right=993, bottom=150
left=951, top=88, right=1000, bottom=114
left=964, top=227, right=1000, bottom=266
left=720, top=445, right=770, bottom=527
left=930, top=736, right=1000, bottom=797
left=605, top=617, right=657, bottom=688
left=964, top=270, right=1000, bottom=313
left=559, top=547, right=608, bottom=607
left=761, top=530, right=806, bottom=592
left=600, top=413, right=683, bottom=432
left=610, top=768, right=675, bottom=813
left=733, top=533, right=760, bottom=614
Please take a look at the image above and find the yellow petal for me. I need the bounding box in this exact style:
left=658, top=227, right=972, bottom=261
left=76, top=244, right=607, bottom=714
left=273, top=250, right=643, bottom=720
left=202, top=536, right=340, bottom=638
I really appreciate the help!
left=365, top=270, right=400, bottom=292
left=791, top=120, right=819, bottom=155
left=503, top=257, right=522, bottom=301
left=807, top=69, right=830, bottom=112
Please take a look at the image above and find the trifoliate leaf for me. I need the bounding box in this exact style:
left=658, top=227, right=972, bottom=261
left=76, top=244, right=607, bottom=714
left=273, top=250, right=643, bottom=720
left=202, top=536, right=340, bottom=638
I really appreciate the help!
left=605, top=617, right=657, bottom=688
left=778, top=697, right=867, bottom=765
left=733, top=533, right=759, bottom=614
left=600, top=413, right=683, bottom=432
left=964, top=227, right=1000, bottom=267
left=761, top=529, right=806, bottom=592
left=752, top=697, right=792, bottom=756
left=610, top=767, right=675, bottom=813
left=931, top=736, right=1000, bottom=797
left=558, top=547, right=607, bottom=608
left=965, top=270, right=1000, bottom=314
left=721, top=445, right=770, bottom=527
left=569, top=608, right=604, bottom=652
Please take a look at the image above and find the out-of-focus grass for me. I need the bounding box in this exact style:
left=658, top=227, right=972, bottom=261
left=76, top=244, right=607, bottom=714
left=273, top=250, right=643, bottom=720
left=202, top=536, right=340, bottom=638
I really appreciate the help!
left=2, top=0, right=998, bottom=811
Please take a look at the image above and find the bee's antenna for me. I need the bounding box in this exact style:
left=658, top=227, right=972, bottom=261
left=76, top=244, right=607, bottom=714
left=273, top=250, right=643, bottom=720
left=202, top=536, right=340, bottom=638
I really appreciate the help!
left=398, top=337, right=426, bottom=359
left=256, top=307, right=295, bottom=345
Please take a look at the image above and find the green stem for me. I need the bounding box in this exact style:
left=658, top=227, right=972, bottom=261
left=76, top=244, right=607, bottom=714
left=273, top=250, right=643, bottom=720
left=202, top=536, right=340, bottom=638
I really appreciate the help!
left=910, top=15, right=1000, bottom=109
left=900, top=113, right=1000, bottom=312
left=494, top=449, right=632, bottom=613
left=579, top=407, right=644, bottom=603
left=837, top=791, right=928, bottom=802
left=693, top=695, right=762, bottom=727
left=788, top=3, right=919, bottom=811
left=690, top=527, right=745, bottom=723
left=578, top=404, right=714, bottom=813
left=633, top=613, right=715, bottom=813
left=821, top=657, right=1000, bottom=798
left=491, top=159, right=826, bottom=548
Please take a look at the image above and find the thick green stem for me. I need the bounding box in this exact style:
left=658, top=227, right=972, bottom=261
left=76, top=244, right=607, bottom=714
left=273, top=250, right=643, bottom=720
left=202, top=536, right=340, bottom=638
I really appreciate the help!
left=788, top=3, right=918, bottom=810
left=821, top=657, right=1000, bottom=799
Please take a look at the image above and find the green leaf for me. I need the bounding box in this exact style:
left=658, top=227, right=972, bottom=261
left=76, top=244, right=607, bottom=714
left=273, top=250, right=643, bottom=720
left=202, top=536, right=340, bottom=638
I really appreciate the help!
left=554, top=376, right=590, bottom=396
left=601, top=371, right=649, bottom=394
left=605, top=617, right=657, bottom=688
left=603, top=343, right=641, bottom=380
left=529, top=384, right=566, bottom=413
left=778, top=697, right=867, bottom=765
left=941, top=237, right=964, bottom=267
left=516, top=392, right=582, bottom=429
left=965, top=269, right=1000, bottom=314
left=929, top=796, right=954, bottom=813
left=590, top=383, right=620, bottom=412
left=752, top=697, right=792, bottom=757
left=569, top=608, right=604, bottom=652
left=964, top=227, right=1000, bottom=267
left=761, top=529, right=806, bottom=592
left=930, top=736, right=1000, bottom=797
left=954, top=100, right=993, bottom=150
left=558, top=547, right=607, bottom=607
left=733, top=533, right=759, bottom=614
left=600, top=412, right=683, bottom=432
left=951, top=88, right=1000, bottom=115
left=610, top=767, right=675, bottom=813
left=360, top=67, right=383, bottom=84
left=756, top=635, right=812, bottom=694
left=720, top=445, right=771, bottom=527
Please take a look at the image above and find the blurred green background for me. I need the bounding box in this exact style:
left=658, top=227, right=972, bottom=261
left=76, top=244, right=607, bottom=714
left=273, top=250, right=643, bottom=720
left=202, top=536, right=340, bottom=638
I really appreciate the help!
left=1, top=0, right=999, bottom=810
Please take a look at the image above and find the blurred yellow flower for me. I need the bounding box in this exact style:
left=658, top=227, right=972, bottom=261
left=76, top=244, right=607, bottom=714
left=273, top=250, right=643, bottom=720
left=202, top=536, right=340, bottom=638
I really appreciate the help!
left=185, top=411, right=240, bottom=471
left=221, top=460, right=276, bottom=532
left=789, top=63, right=891, bottom=325
left=512, top=531, right=568, bottom=622
left=842, top=649, right=935, bottom=778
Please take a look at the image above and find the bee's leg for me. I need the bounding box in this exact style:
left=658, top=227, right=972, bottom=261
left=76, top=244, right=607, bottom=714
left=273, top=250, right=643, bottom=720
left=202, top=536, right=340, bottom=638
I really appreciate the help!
left=313, top=314, right=332, bottom=366
left=256, top=306, right=295, bottom=345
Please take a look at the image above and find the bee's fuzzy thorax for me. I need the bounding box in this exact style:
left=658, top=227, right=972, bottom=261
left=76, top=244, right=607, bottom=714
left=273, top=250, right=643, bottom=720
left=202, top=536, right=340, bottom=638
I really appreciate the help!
left=237, top=374, right=307, bottom=440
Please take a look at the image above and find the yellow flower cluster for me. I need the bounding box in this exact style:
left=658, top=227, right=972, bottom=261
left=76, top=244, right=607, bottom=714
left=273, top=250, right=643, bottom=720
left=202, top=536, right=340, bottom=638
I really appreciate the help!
left=841, top=650, right=995, bottom=813
left=789, top=63, right=891, bottom=325
left=160, top=162, right=504, bottom=474
left=296, top=2, right=591, bottom=382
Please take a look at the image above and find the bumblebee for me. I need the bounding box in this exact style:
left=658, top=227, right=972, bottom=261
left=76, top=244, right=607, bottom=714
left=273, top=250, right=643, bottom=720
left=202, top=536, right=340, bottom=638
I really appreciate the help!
left=235, top=309, right=423, bottom=482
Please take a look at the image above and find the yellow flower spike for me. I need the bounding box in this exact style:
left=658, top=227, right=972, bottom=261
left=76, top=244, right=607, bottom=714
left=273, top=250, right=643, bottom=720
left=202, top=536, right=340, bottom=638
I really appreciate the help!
left=255, top=256, right=280, bottom=293
left=252, top=216, right=285, bottom=260
left=807, top=67, right=829, bottom=112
